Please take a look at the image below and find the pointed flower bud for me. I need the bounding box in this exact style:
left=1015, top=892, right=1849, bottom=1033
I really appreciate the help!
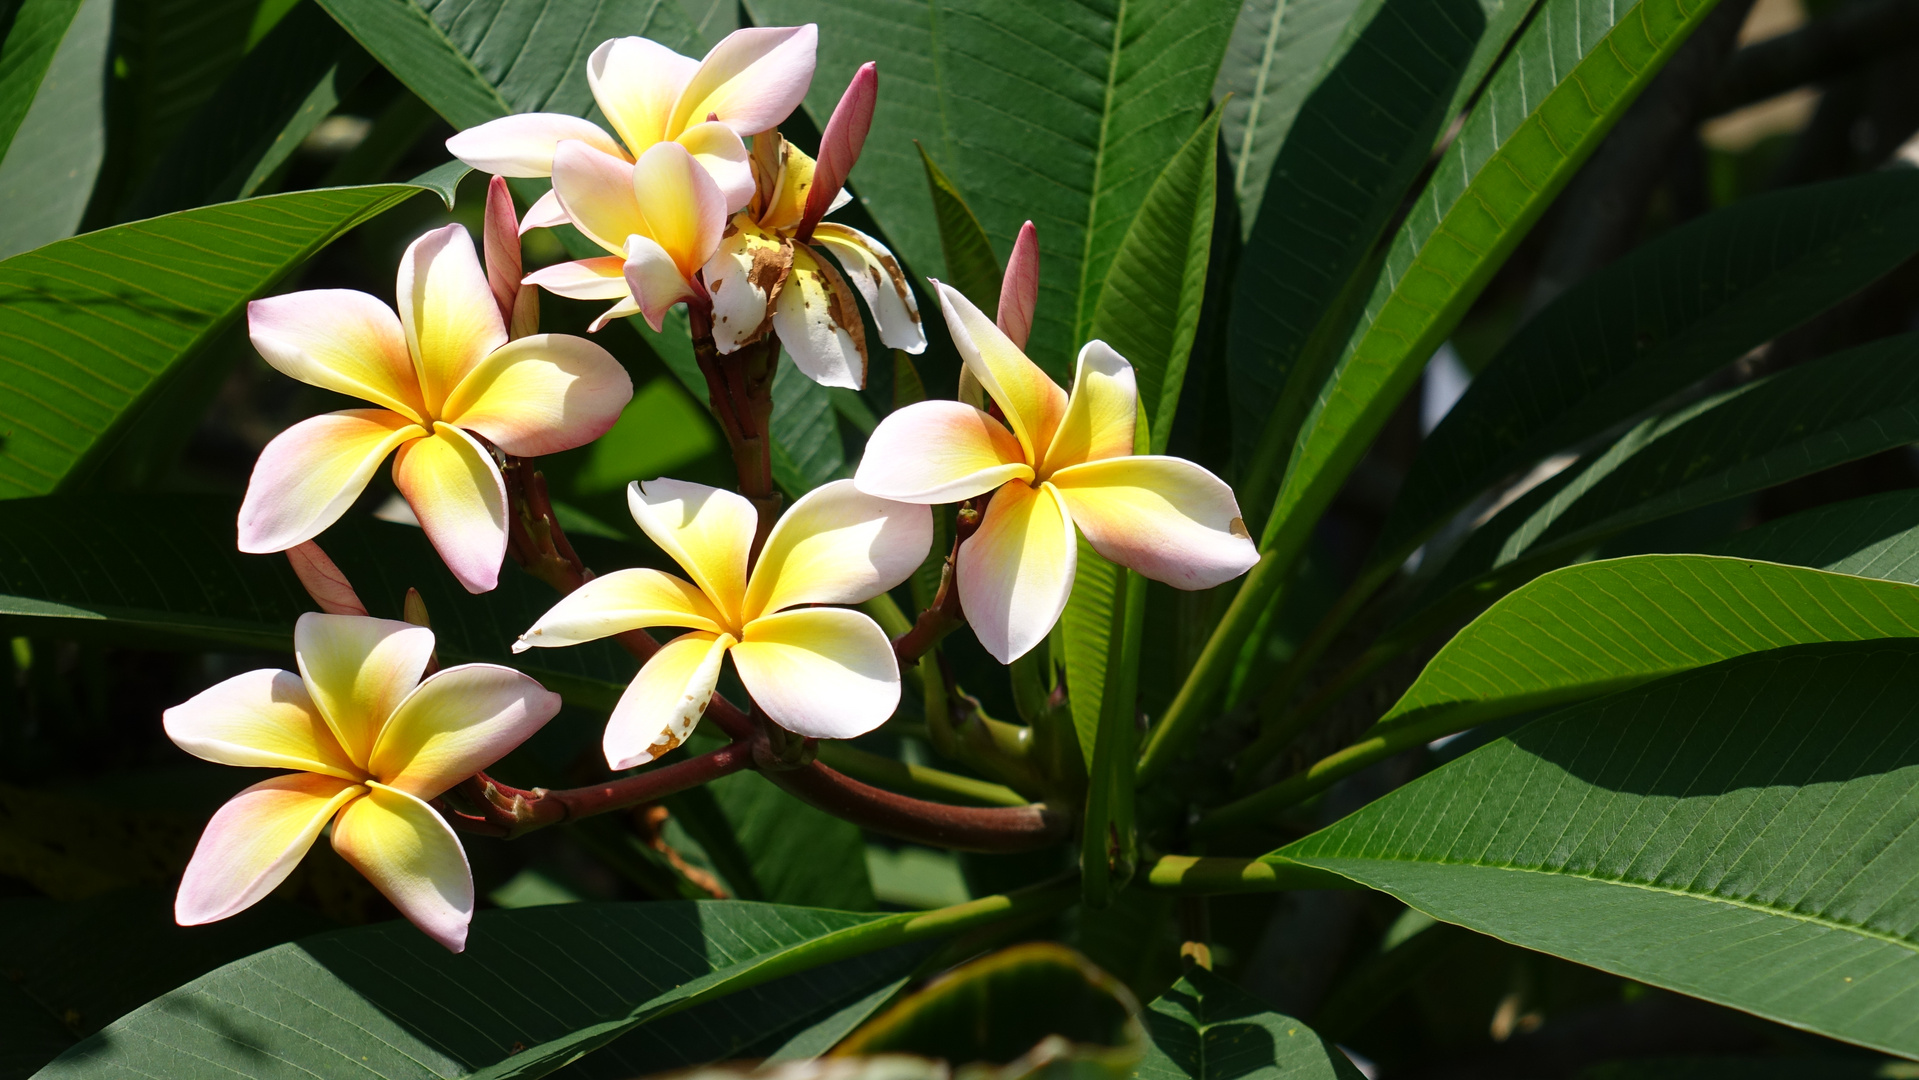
left=798, top=61, right=877, bottom=242
left=997, top=220, right=1039, bottom=350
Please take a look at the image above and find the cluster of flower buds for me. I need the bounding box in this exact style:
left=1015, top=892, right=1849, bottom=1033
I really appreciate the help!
left=174, top=23, right=1258, bottom=953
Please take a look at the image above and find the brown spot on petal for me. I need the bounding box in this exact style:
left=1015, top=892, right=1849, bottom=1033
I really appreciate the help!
left=1229, top=516, right=1250, bottom=540
left=876, top=250, right=921, bottom=323
left=808, top=246, right=870, bottom=386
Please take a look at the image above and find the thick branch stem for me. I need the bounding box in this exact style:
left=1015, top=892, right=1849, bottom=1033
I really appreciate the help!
left=443, top=742, right=754, bottom=838
left=893, top=502, right=981, bottom=667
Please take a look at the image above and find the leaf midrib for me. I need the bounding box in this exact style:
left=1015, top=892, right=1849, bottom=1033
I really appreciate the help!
left=1074, top=0, right=1131, bottom=346
left=1313, top=854, right=1919, bottom=955
left=1233, top=0, right=1291, bottom=199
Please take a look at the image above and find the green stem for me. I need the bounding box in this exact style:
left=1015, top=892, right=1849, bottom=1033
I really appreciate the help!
left=1192, top=710, right=1469, bottom=837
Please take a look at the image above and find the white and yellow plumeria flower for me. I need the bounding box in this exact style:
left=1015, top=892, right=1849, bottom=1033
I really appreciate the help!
left=705, top=63, right=925, bottom=389
left=166, top=612, right=561, bottom=952
left=239, top=224, right=632, bottom=594
left=855, top=284, right=1260, bottom=663
left=446, top=25, right=817, bottom=226
left=516, top=478, right=930, bottom=768
left=522, top=138, right=729, bottom=333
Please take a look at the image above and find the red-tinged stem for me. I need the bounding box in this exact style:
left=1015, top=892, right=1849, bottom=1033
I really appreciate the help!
left=764, top=761, right=1069, bottom=852
left=443, top=742, right=755, bottom=838
left=691, top=310, right=781, bottom=557
left=893, top=501, right=983, bottom=667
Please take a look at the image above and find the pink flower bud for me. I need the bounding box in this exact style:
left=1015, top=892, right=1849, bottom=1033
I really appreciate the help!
left=997, top=221, right=1039, bottom=350
left=482, top=175, right=523, bottom=325
left=799, top=62, right=877, bottom=240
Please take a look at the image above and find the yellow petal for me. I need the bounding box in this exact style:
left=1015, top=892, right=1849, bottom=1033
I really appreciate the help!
left=237, top=409, right=425, bottom=554
left=438, top=333, right=633, bottom=457
left=445, top=112, right=629, bottom=177
left=552, top=140, right=649, bottom=257
left=631, top=140, right=728, bottom=280
left=932, top=281, right=1066, bottom=463
left=773, top=247, right=866, bottom=389
left=732, top=607, right=898, bottom=739
left=1039, top=340, right=1137, bottom=475
left=623, top=234, right=703, bottom=332
left=164, top=668, right=360, bottom=780
left=626, top=478, right=757, bottom=625
left=515, top=567, right=727, bottom=650
left=587, top=36, right=698, bottom=156
left=754, top=134, right=816, bottom=232
left=743, top=478, right=932, bottom=621
left=247, top=290, right=426, bottom=422
left=294, top=611, right=436, bottom=769
left=392, top=424, right=509, bottom=595
left=396, top=225, right=508, bottom=415
left=1048, top=456, right=1260, bottom=590
left=331, top=783, right=473, bottom=952
left=675, top=120, right=755, bottom=212
left=176, top=774, right=363, bottom=926
left=956, top=480, right=1077, bottom=664
left=854, top=400, right=1031, bottom=503
left=604, top=631, right=734, bottom=770
left=522, top=256, right=631, bottom=300
left=369, top=664, right=561, bottom=801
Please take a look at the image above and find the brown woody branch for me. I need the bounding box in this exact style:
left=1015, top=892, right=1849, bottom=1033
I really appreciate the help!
left=442, top=742, right=755, bottom=838
left=893, top=501, right=983, bottom=668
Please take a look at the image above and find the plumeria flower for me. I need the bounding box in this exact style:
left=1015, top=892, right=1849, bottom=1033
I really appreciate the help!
left=446, top=25, right=817, bottom=228
left=239, top=223, right=632, bottom=593
left=166, top=613, right=561, bottom=952
left=523, top=138, right=731, bottom=333
left=516, top=478, right=930, bottom=769
left=854, top=282, right=1260, bottom=664
left=705, top=63, right=925, bottom=389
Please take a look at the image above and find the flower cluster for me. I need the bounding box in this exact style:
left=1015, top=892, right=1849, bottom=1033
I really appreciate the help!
left=172, top=23, right=1257, bottom=954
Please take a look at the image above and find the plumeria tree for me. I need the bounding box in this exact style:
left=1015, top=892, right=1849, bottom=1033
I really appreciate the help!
left=5, top=0, right=1919, bottom=1077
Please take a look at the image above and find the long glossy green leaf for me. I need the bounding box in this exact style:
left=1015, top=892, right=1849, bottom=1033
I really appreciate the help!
left=1211, top=0, right=1369, bottom=233
left=126, top=1, right=377, bottom=217
left=1711, top=489, right=1919, bottom=583
left=748, top=0, right=1238, bottom=377
left=1137, top=967, right=1364, bottom=1080
left=916, top=144, right=1000, bottom=315
left=1378, top=170, right=1919, bottom=567
left=1224, top=0, right=1537, bottom=490
left=1280, top=639, right=1919, bottom=1058
left=0, top=0, right=109, bottom=260
left=1090, top=105, right=1221, bottom=454
left=1067, top=107, right=1222, bottom=851
left=1415, top=332, right=1919, bottom=626
left=1262, top=0, right=1721, bottom=568
left=318, top=0, right=702, bottom=129
left=0, top=0, right=84, bottom=159
left=0, top=495, right=634, bottom=710
left=0, top=176, right=457, bottom=498
left=1379, top=554, right=1919, bottom=741
left=109, top=0, right=258, bottom=187
left=40, top=901, right=933, bottom=1080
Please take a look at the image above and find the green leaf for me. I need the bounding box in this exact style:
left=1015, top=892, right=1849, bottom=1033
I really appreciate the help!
left=1261, top=0, right=1722, bottom=571
left=1573, top=1059, right=1901, bottom=1080
left=0, top=495, right=636, bottom=710
left=747, top=0, right=1239, bottom=377
left=41, top=900, right=943, bottom=1080
left=1136, top=967, right=1364, bottom=1080
left=1088, top=104, right=1221, bottom=455
left=1710, top=488, right=1919, bottom=583
left=771, top=353, right=848, bottom=496
left=1211, top=0, right=1371, bottom=233
left=916, top=143, right=1001, bottom=315
left=1379, top=554, right=1919, bottom=743
left=1279, top=639, right=1919, bottom=1060
left=108, top=0, right=259, bottom=188
left=701, top=768, right=876, bottom=910
left=1223, top=0, right=1539, bottom=495
left=1377, top=170, right=1919, bottom=569
left=0, top=0, right=109, bottom=260
left=0, top=0, right=85, bottom=160
left=838, top=942, right=1146, bottom=1074
left=125, top=1, right=378, bottom=216
left=1414, top=332, right=1919, bottom=631
left=0, top=177, right=455, bottom=499
left=0, top=888, right=331, bottom=1077
left=317, top=0, right=703, bottom=128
